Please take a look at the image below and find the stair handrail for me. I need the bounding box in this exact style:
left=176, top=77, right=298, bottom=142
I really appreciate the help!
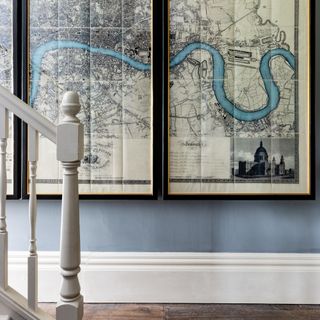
left=0, top=86, right=84, bottom=320
left=0, top=85, right=56, bottom=143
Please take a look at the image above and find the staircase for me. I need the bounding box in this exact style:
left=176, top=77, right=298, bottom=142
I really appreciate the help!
left=0, top=86, right=84, bottom=319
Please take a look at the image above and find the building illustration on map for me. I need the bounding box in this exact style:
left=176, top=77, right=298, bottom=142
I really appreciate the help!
left=233, top=141, right=294, bottom=180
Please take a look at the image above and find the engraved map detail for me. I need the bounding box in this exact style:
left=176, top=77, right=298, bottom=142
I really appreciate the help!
left=169, top=0, right=300, bottom=194
left=30, top=0, right=153, bottom=194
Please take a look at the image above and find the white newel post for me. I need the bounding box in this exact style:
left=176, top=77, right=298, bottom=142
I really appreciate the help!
left=28, top=127, right=39, bottom=310
left=0, top=108, right=8, bottom=290
left=56, top=92, right=84, bottom=320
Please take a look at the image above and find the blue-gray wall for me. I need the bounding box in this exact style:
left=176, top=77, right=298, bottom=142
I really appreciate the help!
left=6, top=3, right=320, bottom=253
left=5, top=198, right=320, bottom=252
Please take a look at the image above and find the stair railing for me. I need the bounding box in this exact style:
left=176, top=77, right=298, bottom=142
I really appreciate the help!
left=0, top=86, right=84, bottom=320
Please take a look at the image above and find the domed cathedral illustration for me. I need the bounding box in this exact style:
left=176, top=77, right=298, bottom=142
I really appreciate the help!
left=238, top=141, right=286, bottom=178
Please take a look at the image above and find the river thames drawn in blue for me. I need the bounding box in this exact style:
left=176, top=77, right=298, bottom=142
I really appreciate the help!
left=30, top=40, right=295, bottom=122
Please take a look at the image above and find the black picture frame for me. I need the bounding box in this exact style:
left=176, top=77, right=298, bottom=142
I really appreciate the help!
left=5, top=0, right=24, bottom=200
left=20, top=0, right=162, bottom=200
left=163, top=0, right=316, bottom=200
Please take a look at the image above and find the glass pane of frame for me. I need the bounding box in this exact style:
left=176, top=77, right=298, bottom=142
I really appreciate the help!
left=27, top=0, right=155, bottom=197
left=166, top=0, right=313, bottom=198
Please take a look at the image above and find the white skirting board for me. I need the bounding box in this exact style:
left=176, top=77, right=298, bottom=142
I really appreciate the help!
left=7, top=252, right=320, bottom=304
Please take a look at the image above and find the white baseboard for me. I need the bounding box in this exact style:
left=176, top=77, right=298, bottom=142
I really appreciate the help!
left=7, top=252, right=320, bottom=304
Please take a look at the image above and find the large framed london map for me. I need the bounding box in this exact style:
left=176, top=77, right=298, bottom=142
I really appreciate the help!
left=24, top=0, right=161, bottom=198
left=165, top=0, right=315, bottom=199
left=0, top=0, right=21, bottom=199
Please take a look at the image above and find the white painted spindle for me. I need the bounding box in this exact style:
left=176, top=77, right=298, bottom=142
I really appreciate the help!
left=56, top=92, right=84, bottom=320
left=0, top=108, right=8, bottom=290
left=27, top=127, right=39, bottom=310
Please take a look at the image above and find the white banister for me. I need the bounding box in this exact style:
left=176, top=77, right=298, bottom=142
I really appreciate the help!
left=0, top=89, right=84, bottom=319
left=56, top=92, right=84, bottom=320
left=27, top=127, right=39, bottom=310
left=0, top=108, right=8, bottom=290
left=0, top=85, right=56, bottom=143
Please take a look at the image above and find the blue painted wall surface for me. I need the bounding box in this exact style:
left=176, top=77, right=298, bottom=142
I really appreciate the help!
left=6, top=3, right=320, bottom=253
left=5, top=198, right=320, bottom=252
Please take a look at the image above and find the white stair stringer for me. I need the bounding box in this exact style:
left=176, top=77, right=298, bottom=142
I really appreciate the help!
left=0, top=287, right=54, bottom=320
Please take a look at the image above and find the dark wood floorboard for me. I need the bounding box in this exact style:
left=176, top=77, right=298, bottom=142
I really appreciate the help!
left=39, top=304, right=320, bottom=320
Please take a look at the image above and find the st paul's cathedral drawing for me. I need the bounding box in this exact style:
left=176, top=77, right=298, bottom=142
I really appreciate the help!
left=235, top=141, right=294, bottom=179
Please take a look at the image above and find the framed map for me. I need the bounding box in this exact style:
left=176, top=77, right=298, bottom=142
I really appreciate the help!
left=0, top=0, right=21, bottom=199
left=24, top=0, right=160, bottom=198
left=164, top=0, right=315, bottom=199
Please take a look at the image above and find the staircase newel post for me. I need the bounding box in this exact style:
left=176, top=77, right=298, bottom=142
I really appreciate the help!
left=0, top=107, right=8, bottom=290
left=56, top=92, right=84, bottom=320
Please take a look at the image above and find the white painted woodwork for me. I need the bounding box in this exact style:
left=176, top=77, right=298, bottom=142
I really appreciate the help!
left=28, top=159, right=38, bottom=256
left=0, top=89, right=84, bottom=318
left=57, top=92, right=84, bottom=162
left=28, top=128, right=39, bottom=163
left=6, top=252, right=320, bottom=304
left=27, top=257, right=38, bottom=311
left=0, top=286, right=54, bottom=320
left=0, top=108, right=8, bottom=290
left=56, top=92, right=84, bottom=320
left=0, top=86, right=56, bottom=143
left=0, top=108, right=8, bottom=139
left=28, top=128, right=39, bottom=311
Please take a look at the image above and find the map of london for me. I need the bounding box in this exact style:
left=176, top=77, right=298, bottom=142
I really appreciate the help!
left=168, top=0, right=309, bottom=195
left=28, top=0, right=310, bottom=195
left=29, top=0, right=153, bottom=194
left=0, top=0, right=311, bottom=196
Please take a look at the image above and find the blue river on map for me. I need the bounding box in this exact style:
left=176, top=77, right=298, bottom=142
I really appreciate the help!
left=30, top=40, right=295, bottom=122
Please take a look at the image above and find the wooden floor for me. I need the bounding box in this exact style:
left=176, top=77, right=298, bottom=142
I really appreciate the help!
left=40, top=304, right=320, bottom=319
